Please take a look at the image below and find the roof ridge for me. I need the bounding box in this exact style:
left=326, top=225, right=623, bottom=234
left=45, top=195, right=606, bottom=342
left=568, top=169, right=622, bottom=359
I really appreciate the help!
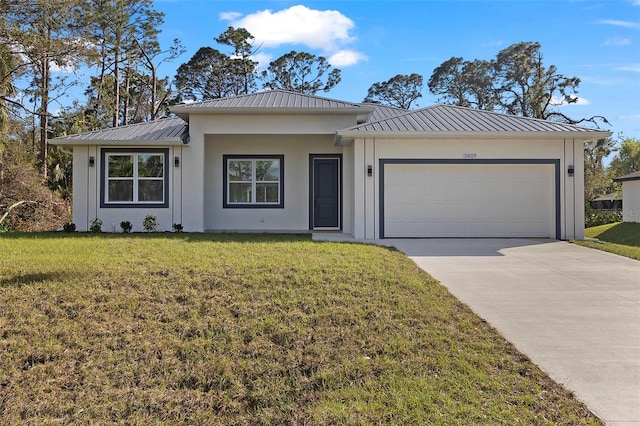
left=178, top=89, right=367, bottom=109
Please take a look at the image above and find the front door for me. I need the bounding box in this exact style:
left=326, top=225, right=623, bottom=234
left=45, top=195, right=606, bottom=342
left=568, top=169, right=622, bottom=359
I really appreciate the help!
left=311, top=156, right=340, bottom=229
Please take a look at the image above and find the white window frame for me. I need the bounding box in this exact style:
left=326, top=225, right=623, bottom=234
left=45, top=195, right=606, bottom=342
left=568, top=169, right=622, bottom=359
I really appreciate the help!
left=101, top=149, right=168, bottom=208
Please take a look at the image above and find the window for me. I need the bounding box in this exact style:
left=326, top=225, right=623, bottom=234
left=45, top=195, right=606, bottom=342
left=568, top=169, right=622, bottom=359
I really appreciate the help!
left=100, top=149, right=169, bottom=208
left=223, top=155, right=284, bottom=208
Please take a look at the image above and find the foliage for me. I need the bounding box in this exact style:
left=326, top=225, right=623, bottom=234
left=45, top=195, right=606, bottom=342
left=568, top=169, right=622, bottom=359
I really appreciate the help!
left=608, top=137, right=640, bottom=182
left=142, top=214, right=157, bottom=232
left=172, top=223, right=183, bottom=232
left=0, top=143, right=70, bottom=231
left=262, top=51, right=341, bottom=94
left=62, top=222, right=76, bottom=233
left=578, top=222, right=640, bottom=260
left=120, top=220, right=132, bottom=233
left=214, top=27, right=259, bottom=95
left=584, top=204, right=622, bottom=228
left=428, top=42, right=608, bottom=127
left=363, top=73, right=423, bottom=109
left=584, top=138, right=616, bottom=203
left=0, top=234, right=602, bottom=424
left=89, top=217, right=102, bottom=233
left=174, top=47, right=246, bottom=101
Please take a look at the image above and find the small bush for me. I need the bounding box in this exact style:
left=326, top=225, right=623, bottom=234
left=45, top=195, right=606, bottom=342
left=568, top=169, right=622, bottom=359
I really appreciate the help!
left=143, top=215, right=157, bottom=232
left=120, top=221, right=132, bottom=233
left=63, top=222, right=76, bottom=233
left=172, top=223, right=183, bottom=232
left=89, top=218, right=103, bottom=233
left=585, top=204, right=622, bottom=228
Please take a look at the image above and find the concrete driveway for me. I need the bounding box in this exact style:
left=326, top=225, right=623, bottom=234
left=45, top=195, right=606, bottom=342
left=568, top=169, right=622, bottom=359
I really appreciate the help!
left=387, top=238, right=640, bottom=426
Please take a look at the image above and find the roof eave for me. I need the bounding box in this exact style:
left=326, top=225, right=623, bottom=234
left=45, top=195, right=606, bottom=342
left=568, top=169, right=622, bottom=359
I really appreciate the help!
left=170, top=105, right=374, bottom=120
left=48, top=137, right=187, bottom=147
left=336, top=130, right=612, bottom=141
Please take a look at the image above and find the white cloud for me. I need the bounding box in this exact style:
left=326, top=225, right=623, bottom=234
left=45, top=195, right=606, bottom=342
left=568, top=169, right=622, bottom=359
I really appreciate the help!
left=620, top=114, right=640, bottom=121
left=597, top=19, right=640, bottom=30
left=616, top=64, right=640, bottom=72
left=251, top=52, right=273, bottom=69
left=633, top=0, right=640, bottom=6
left=224, top=5, right=354, bottom=50
left=551, top=95, right=591, bottom=106
left=328, top=50, right=367, bottom=67
left=603, top=37, right=631, bottom=46
left=221, top=5, right=366, bottom=65
left=219, top=11, right=242, bottom=21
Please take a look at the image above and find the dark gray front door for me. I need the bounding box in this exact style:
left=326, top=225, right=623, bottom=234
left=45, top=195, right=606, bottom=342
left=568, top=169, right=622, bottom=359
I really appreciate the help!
left=313, top=158, right=340, bottom=228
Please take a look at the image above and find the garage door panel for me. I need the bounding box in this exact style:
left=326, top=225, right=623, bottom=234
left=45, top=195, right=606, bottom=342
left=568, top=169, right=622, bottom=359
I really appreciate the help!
left=383, top=163, right=555, bottom=238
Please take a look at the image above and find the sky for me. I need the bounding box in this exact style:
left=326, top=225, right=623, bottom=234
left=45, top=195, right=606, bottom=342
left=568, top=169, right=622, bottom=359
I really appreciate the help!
left=153, top=0, right=640, bottom=139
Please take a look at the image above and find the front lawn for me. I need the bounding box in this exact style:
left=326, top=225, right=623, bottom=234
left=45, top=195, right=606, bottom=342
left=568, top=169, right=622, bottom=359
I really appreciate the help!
left=0, top=233, right=600, bottom=424
left=576, top=222, right=640, bottom=260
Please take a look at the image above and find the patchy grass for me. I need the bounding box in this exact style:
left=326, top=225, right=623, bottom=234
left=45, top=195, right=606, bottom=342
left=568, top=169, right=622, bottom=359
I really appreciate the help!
left=576, top=222, right=640, bottom=260
left=0, top=233, right=601, bottom=425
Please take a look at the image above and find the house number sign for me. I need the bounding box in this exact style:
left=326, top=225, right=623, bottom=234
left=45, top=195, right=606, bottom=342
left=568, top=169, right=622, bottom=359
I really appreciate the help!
left=463, top=153, right=478, bottom=159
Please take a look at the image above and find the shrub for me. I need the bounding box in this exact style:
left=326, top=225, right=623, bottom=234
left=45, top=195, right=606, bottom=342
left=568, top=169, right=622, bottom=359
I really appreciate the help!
left=143, top=215, right=157, bottom=232
left=89, top=218, right=103, bottom=233
left=172, top=223, right=183, bottom=232
left=120, top=221, right=132, bottom=233
left=63, top=222, right=76, bottom=233
left=584, top=204, right=622, bottom=228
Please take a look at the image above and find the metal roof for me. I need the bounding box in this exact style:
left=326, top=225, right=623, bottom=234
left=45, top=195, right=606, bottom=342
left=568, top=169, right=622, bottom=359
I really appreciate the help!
left=171, top=89, right=369, bottom=113
left=614, top=170, right=640, bottom=182
left=363, top=103, right=407, bottom=122
left=339, top=104, right=612, bottom=138
left=592, top=191, right=623, bottom=202
left=49, top=117, right=188, bottom=145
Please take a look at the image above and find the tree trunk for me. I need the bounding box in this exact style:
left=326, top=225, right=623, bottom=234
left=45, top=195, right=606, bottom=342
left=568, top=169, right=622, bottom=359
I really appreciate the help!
left=39, top=54, right=49, bottom=179
left=113, top=49, right=120, bottom=127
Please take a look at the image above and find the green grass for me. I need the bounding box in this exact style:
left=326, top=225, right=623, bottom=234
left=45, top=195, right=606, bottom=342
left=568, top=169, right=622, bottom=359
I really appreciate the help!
left=0, top=233, right=601, bottom=425
left=575, top=222, right=640, bottom=260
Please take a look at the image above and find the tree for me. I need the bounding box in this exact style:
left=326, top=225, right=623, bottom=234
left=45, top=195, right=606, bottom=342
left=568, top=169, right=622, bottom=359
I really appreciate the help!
left=363, top=73, right=423, bottom=109
left=262, top=51, right=341, bottom=94
left=584, top=137, right=616, bottom=202
left=174, top=47, right=246, bottom=101
left=428, top=57, right=496, bottom=109
left=608, top=137, right=640, bottom=181
left=135, top=38, right=185, bottom=120
left=214, top=27, right=258, bottom=95
left=2, top=0, right=88, bottom=177
left=428, top=42, right=608, bottom=127
left=84, top=0, right=165, bottom=127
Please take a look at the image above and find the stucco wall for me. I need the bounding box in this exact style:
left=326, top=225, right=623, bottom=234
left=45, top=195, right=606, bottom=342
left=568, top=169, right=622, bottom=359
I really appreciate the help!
left=203, top=134, right=347, bottom=232
left=623, top=181, right=640, bottom=223
left=348, top=137, right=585, bottom=240
left=71, top=145, right=182, bottom=232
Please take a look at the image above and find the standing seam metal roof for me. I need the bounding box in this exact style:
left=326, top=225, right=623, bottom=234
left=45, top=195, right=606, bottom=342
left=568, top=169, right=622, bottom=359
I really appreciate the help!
left=344, top=104, right=609, bottom=133
left=50, top=117, right=188, bottom=143
left=173, top=89, right=366, bottom=110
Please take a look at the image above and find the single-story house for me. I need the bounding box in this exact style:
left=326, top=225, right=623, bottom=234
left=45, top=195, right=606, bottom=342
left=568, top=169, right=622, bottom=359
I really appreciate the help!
left=49, top=90, right=611, bottom=239
left=589, top=191, right=622, bottom=210
left=614, top=171, right=640, bottom=223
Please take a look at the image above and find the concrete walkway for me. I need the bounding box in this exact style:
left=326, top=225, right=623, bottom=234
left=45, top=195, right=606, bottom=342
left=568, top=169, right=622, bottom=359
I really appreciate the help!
left=384, top=238, right=640, bottom=426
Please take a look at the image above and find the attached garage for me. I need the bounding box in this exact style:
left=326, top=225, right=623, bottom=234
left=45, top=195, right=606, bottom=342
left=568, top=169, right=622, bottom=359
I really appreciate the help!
left=380, top=160, right=560, bottom=238
left=337, top=104, right=612, bottom=240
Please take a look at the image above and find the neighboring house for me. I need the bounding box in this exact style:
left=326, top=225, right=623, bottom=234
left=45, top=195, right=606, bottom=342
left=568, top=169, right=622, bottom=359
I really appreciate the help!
left=589, top=191, right=622, bottom=210
left=614, top=171, right=640, bottom=223
left=49, top=90, right=611, bottom=239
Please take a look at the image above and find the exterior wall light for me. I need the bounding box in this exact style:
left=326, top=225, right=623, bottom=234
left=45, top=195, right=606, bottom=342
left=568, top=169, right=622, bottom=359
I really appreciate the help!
left=89, top=156, right=95, bottom=167
left=174, top=156, right=180, bottom=167
left=367, top=165, right=373, bottom=176
left=568, top=165, right=574, bottom=176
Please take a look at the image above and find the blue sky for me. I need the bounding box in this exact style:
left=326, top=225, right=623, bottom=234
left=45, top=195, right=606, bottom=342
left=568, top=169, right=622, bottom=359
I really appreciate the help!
left=154, top=0, right=640, bottom=139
